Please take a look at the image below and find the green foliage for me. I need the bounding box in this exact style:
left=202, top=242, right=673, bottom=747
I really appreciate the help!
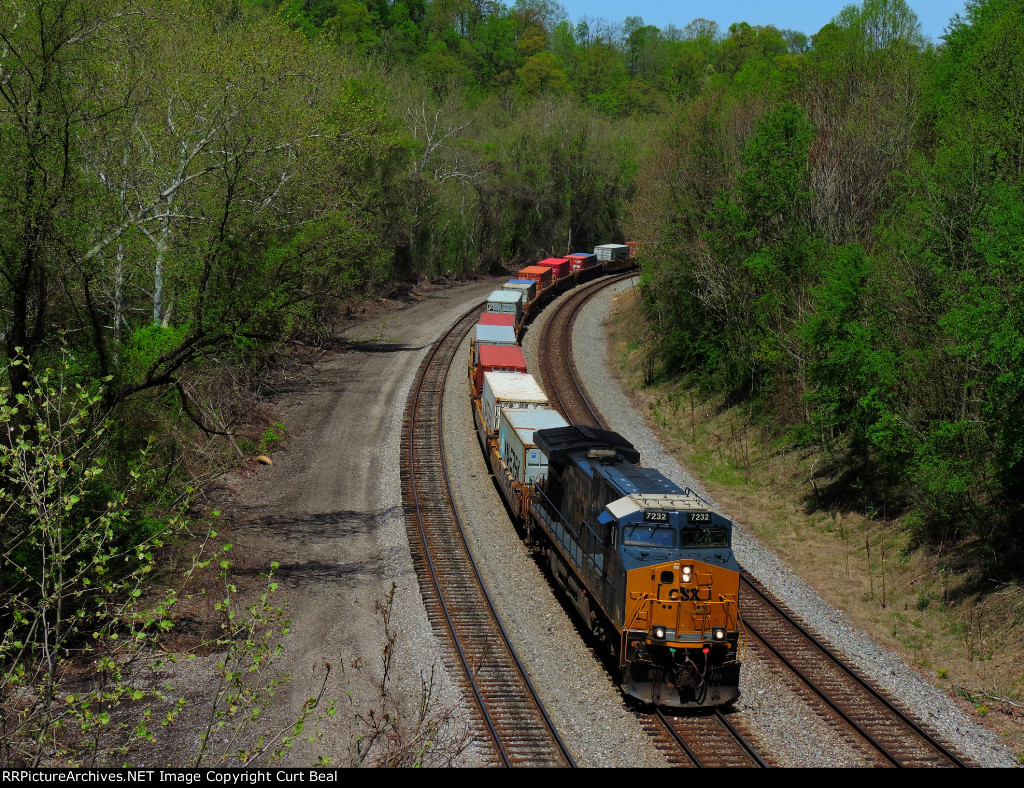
left=123, top=325, right=191, bottom=385
left=635, top=0, right=1024, bottom=566
left=0, top=349, right=186, bottom=765
left=0, top=349, right=328, bottom=765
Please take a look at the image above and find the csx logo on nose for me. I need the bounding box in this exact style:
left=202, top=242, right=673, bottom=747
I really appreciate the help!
left=676, top=588, right=708, bottom=602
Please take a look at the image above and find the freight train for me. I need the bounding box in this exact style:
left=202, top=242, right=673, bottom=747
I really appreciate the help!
left=481, top=244, right=637, bottom=338
left=467, top=246, right=743, bottom=709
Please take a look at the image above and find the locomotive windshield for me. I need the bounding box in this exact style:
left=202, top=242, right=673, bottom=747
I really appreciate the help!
left=680, top=527, right=730, bottom=548
left=623, top=523, right=675, bottom=548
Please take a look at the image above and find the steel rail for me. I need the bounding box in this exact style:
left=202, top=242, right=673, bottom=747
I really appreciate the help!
left=653, top=707, right=767, bottom=768
left=715, top=709, right=770, bottom=768
left=434, top=311, right=576, bottom=768
left=741, top=574, right=967, bottom=768
left=405, top=300, right=575, bottom=767
left=539, top=273, right=635, bottom=426
left=742, top=616, right=900, bottom=766
left=653, top=708, right=702, bottom=767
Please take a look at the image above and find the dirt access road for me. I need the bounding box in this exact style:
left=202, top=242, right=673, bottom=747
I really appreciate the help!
left=201, top=278, right=502, bottom=766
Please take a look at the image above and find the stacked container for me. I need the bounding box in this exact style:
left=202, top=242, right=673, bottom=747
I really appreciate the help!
left=474, top=345, right=527, bottom=393
left=594, top=244, right=630, bottom=262
left=481, top=372, right=548, bottom=434
left=498, top=408, right=569, bottom=485
left=479, top=311, right=515, bottom=328
left=502, top=279, right=537, bottom=303
left=568, top=253, right=597, bottom=272
left=537, top=257, right=571, bottom=280
left=517, top=266, right=554, bottom=289
left=474, top=324, right=517, bottom=363
left=486, top=290, right=523, bottom=325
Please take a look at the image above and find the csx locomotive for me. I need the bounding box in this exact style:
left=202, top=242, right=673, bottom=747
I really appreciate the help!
left=528, top=426, right=742, bottom=708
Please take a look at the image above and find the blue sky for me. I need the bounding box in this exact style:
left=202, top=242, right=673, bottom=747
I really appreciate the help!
left=556, top=1, right=969, bottom=43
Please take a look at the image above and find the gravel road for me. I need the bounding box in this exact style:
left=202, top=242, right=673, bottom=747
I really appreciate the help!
left=208, top=278, right=502, bottom=767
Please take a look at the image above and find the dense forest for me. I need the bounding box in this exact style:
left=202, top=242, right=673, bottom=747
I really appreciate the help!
left=2, top=0, right=1022, bottom=765
left=633, top=0, right=1024, bottom=570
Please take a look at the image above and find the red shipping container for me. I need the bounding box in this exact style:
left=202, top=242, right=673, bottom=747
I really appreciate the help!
left=518, top=265, right=554, bottom=288
left=537, top=257, right=571, bottom=279
left=479, top=311, right=516, bottom=327
left=568, top=253, right=597, bottom=271
left=475, top=344, right=528, bottom=392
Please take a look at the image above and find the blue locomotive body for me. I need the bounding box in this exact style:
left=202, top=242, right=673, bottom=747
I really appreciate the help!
left=529, top=426, right=742, bottom=707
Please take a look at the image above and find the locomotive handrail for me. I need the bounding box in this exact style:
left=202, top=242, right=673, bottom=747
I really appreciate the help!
left=531, top=486, right=620, bottom=621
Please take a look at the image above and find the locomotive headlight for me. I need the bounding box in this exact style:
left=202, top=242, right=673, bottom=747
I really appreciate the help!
left=681, top=565, right=693, bottom=583
left=653, top=626, right=666, bottom=640
left=712, top=627, right=726, bottom=641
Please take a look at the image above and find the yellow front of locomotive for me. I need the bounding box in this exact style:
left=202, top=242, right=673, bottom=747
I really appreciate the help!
left=614, top=500, right=743, bottom=708
left=621, top=560, right=742, bottom=707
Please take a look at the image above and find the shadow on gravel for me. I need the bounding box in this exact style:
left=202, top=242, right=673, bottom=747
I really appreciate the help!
left=336, top=337, right=430, bottom=354
left=263, top=556, right=382, bottom=587
left=229, top=506, right=401, bottom=587
left=242, top=506, right=399, bottom=540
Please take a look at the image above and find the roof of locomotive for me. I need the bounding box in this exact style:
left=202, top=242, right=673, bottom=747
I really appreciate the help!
left=534, top=425, right=641, bottom=465
left=594, top=463, right=685, bottom=499
left=605, top=492, right=716, bottom=519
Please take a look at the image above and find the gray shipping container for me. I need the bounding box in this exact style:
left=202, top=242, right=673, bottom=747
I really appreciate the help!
left=474, top=324, right=518, bottom=363
left=481, top=372, right=549, bottom=434
left=486, top=290, right=523, bottom=325
left=594, top=243, right=630, bottom=262
left=499, top=408, right=569, bottom=484
left=502, top=279, right=537, bottom=303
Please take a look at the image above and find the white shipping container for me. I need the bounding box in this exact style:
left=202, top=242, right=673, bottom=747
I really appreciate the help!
left=486, top=290, right=523, bottom=324
left=482, top=372, right=549, bottom=434
left=594, top=243, right=630, bottom=262
left=499, top=408, right=569, bottom=484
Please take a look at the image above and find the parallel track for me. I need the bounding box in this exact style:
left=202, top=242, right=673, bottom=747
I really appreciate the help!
left=401, top=302, right=574, bottom=768
left=740, top=574, right=967, bottom=767
left=535, top=273, right=634, bottom=428
left=540, top=274, right=972, bottom=768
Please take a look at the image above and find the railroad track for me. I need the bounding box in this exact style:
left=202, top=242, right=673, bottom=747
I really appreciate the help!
left=535, top=272, right=635, bottom=429
left=740, top=574, right=966, bottom=767
left=539, top=274, right=971, bottom=768
left=400, top=302, right=574, bottom=768
left=649, top=709, right=767, bottom=768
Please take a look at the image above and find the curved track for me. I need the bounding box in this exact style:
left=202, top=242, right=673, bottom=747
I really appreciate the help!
left=401, top=303, right=575, bottom=768
left=740, top=574, right=966, bottom=767
left=534, top=273, right=634, bottom=428
left=539, top=275, right=971, bottom=768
